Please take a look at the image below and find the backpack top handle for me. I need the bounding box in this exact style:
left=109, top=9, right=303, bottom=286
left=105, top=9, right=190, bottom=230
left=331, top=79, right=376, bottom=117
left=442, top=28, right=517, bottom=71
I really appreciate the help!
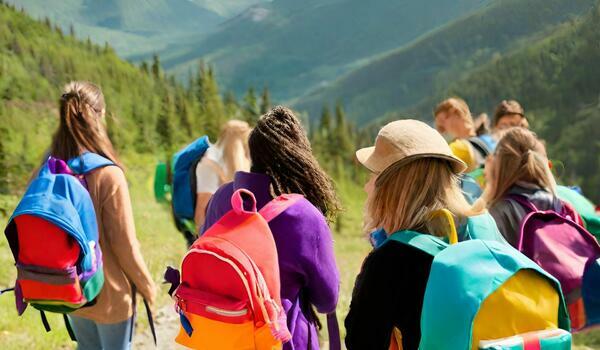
left=429, top=208, right=459, bottom=245
left=231, top=189, right=258, bottom=215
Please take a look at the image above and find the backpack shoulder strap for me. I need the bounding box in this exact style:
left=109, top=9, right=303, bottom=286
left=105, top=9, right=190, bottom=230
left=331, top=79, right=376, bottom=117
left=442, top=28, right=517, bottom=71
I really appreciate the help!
left=258, top=193, right=304, bottom=222
left=386, top=230, right=448, bottom=257
left=202, top=158, right=228, bottom=185
left=507, top=193, right=539, bottom=212
left=467, top=136, right=491, bottom=158
left=67, top=152, right=115, bottom=174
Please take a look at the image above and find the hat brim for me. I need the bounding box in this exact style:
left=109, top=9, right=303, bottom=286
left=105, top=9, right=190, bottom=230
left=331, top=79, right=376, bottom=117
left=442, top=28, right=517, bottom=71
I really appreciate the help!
left=356, top=147, right=467, bottom=174
left=355, top=146, right=377, bottom=173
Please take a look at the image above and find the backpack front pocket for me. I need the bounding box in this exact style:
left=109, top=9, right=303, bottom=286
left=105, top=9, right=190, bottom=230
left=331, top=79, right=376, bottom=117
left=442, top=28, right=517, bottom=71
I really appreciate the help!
left=17, top=263, right=84, bottom=305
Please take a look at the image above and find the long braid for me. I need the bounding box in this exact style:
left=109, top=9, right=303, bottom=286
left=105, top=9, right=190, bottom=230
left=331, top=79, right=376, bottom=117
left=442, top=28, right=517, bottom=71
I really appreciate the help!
left=249, top=106, right=341, bottom=222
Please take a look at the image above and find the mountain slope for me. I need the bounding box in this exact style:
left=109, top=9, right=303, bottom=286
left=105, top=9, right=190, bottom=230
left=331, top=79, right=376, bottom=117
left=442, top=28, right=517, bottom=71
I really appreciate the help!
left=163, top=0, right=494, bottom=100
left=294, top=0, right=597, bottom=124
left=0, top=1, right=206, bottom=191
left=190, top=0, right=271, bottom=17
left=5, top=0, right=224, bottom=57
left=437, top=3, right=600, bottom=200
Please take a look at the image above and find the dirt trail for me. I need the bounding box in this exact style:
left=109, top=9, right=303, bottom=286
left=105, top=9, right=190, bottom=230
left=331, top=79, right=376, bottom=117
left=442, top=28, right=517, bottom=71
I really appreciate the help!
left=134, top=305, right=184, bottom=350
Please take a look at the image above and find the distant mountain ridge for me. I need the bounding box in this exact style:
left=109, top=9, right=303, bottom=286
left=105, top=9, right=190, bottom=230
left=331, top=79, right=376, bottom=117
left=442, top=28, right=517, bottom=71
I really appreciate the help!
left=294, top=0, right=597, bottom=124
left=161, top=0, right=495, bottom=101
left=4, top=0, right=269, bottom=58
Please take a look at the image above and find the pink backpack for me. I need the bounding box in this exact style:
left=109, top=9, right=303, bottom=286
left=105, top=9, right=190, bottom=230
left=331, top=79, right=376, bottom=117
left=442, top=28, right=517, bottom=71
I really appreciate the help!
left=511, top=195, right=600, bottom=331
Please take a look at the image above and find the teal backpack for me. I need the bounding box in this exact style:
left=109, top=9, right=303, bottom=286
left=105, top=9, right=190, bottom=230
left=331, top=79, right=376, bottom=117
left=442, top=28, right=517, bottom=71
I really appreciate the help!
left=386, top=210, right=571, bottom=350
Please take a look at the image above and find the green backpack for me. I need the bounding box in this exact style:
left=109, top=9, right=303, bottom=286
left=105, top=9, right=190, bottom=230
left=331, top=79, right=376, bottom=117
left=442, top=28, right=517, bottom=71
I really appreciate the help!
left=386, top=210, right=570, bottom=350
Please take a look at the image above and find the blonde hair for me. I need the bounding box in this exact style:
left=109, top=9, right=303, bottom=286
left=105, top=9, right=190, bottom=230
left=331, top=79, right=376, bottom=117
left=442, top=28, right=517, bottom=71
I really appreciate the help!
left=365, top=158, right=476, bottom=236
left=434, top=97, right=475, bottom=134
left=488, top=128, right=556, bottom=205
left=216, top=120, right=252, bottom=181
left=50, top=81, right=121, bottom=167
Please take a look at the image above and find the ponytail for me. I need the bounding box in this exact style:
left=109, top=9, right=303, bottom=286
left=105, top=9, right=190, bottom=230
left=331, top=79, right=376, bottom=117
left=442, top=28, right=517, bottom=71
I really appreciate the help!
left=487, top=128, right=555, bottom=205
left=50, top=81, right=121, bottom=167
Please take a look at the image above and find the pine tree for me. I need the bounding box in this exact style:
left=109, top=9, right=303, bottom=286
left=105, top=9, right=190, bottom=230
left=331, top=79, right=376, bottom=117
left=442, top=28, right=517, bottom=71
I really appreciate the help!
left=333, top=101, right=353, bottom=160
left=176, top=91, right=193, bottom=138
left=156, top=92, right=176, bottom=150
left=243, top=86, right=260, bottom=124
left=54, top=25, right=63, bottom=39
left=224, top=91, right=240, bottom=119
left=260, top=86, right=271, bottom=114
left=151, top=54, right=161, bottom=80
left=140, top=61, right=149, bottom=74
left=132, top=105, right=151, bottom=153
left=69, top=24, right=75, bottom=38
left=103, top=42, right=111, bottom=54
left=312, top=104, right=333, bottom=163
left=196, top=62, right=225, bottom=138
left=319, top=105, right=332, bottom=136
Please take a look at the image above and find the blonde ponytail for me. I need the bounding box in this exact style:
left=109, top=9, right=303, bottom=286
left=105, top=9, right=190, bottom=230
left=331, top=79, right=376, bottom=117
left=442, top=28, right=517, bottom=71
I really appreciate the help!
left=487, top=128, right=555, bottom=205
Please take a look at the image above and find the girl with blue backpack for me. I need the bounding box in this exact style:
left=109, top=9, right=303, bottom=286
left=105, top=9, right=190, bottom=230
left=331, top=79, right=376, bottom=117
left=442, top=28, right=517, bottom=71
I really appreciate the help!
left=200, top=106, right=340, bottom=350
left=345, top=120, right=507, bottom=349
left=45, top=82, right=156, bottom=349
left=193, top=120, right=251, bottom=232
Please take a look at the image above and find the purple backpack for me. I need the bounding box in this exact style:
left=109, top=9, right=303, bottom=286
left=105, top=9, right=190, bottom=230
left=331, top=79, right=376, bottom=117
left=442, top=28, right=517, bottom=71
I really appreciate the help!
left=511, top=195, right=600, bottom=331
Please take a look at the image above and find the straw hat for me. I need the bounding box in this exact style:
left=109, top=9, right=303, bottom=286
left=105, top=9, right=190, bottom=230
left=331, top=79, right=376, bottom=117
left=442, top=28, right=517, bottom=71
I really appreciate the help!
left=356, top=119, right=467, bottom=174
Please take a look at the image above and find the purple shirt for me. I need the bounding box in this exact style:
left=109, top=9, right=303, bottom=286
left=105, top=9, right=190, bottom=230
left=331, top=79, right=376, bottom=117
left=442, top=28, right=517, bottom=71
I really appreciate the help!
left=202, top=171, right=340, bottom=350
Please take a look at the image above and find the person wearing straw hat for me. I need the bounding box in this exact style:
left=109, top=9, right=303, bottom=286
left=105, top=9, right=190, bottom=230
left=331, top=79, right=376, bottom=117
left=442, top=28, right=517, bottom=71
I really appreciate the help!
left=345, top=119, right=504, bottom=350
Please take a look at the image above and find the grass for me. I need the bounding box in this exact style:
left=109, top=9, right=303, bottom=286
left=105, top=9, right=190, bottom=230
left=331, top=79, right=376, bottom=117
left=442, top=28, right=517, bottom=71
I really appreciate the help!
left=0, top=156, right=598, bottom=349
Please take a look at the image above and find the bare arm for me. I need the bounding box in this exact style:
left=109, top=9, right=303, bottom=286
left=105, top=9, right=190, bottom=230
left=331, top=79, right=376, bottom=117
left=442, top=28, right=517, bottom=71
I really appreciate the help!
left=194, top=192, right=213, bottom=232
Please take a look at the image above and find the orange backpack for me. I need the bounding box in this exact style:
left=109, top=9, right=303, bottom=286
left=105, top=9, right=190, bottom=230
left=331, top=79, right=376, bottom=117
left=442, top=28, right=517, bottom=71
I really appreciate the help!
left=170, top=189, right=300, bottom=349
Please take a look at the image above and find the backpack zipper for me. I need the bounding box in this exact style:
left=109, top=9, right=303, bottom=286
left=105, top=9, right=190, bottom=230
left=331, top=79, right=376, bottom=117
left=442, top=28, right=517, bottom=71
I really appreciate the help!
left=205, top=305, right=248, bottom=317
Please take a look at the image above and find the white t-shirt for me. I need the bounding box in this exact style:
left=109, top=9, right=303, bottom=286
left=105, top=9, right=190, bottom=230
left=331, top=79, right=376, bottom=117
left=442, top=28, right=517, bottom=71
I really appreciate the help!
left=195, top=145, right=225, bottom=194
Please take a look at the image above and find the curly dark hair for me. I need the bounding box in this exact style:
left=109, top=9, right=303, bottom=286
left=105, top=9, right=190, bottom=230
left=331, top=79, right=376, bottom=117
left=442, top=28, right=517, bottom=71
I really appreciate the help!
left=249, top=106, right=341, bottom=221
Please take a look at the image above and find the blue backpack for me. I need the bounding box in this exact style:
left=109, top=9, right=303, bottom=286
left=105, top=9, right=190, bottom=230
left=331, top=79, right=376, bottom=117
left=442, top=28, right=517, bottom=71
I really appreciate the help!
left=3, top=153, right=113, bottom=337
left=153, top=136, right=211, bottom=236
left=172, top=136, right=210, bottom=224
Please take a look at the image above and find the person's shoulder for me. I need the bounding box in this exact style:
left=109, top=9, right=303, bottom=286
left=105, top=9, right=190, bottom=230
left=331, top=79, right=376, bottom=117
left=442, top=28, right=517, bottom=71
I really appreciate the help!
left=490, top=195, right=515, bottom=212
left=374, top=239, right=434, bottom=262
left=211, top=181, right=235, bottom=201
left=362, top=239, right=434, bottom=278
left=489, top=196, right=525, bottom=224
left=276, top=196, right=327, bottom=225
left=89, top=164, right=125, bottom=186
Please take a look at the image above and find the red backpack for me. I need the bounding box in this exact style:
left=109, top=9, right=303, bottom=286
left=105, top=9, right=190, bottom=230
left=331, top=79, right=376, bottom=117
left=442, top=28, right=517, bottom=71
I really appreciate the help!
left=168, top=189, right=300, bottom=349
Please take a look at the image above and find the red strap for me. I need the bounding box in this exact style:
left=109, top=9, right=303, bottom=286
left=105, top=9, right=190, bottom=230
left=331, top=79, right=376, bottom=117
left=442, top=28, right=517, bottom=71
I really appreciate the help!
left=522, top=332, right=541, bottom=350
left=259, top=194, right=303, bottom=222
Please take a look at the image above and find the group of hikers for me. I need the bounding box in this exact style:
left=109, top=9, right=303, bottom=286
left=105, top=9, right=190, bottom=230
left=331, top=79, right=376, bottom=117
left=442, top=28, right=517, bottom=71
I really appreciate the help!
left=2, top=81, right=600, bottom=350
